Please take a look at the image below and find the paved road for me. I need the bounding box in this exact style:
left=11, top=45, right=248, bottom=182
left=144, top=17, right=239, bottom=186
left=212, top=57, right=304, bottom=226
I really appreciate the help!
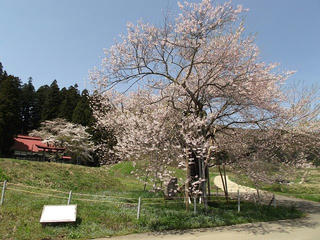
left=95, top=176, right=320, bottom=240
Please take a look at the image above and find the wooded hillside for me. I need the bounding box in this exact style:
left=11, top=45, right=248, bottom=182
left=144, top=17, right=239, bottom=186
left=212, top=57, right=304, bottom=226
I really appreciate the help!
left=0, top=62, right=93, bottom=156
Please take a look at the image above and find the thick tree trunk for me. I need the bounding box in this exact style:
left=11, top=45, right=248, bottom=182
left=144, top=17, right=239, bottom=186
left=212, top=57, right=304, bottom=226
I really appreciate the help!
left=187, top=137, right=214, bottom=208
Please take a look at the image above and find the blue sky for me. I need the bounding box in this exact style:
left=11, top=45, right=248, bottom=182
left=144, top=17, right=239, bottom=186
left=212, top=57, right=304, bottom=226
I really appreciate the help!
left=0, top=0, right=319, bottom=91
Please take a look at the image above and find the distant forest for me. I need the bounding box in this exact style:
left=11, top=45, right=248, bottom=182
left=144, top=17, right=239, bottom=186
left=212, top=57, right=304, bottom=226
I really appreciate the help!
left=0, top=62, right=94, bottom=156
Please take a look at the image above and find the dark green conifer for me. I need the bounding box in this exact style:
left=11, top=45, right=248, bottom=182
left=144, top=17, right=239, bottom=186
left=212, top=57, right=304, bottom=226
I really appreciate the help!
left=20, top=77, right=37, bottom=133
left=72, top=89, right=94, bottom=126
left=59, top=84, right=81, bottom=121
left=41, top=80, right=61, bottom=120
left=0, top=72, right=21, bottom=155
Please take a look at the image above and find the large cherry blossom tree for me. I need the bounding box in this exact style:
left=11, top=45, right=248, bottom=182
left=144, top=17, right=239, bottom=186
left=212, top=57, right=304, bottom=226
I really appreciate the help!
left=91, top=0, right=298, bottom=208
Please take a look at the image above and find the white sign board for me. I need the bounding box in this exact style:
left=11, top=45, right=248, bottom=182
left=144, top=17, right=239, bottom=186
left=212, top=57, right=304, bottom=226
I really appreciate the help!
left=40, top=205, right=77, bottom=223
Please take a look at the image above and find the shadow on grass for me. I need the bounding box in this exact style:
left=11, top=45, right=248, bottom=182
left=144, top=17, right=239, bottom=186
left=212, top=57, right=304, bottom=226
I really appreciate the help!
left=141, top=197, right=320, bottom=237
left=41, top=217, right=82, bottom=228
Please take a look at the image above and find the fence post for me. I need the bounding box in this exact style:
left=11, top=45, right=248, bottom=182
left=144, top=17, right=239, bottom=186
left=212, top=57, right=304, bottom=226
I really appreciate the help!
left=253, top=193, right=256, bottom=204
left=0, top=180, right=7, bottom=206
left=273, top=194, right=276, bottom=208
left=237, top=189, right=240, bottom=212
left=137, top=197, right=141, bottom=220
left=216, top=186, right=218, bottom=197
left=67, top=190, right=72, bottom=205
left=193, top=196, right=197, bottom=214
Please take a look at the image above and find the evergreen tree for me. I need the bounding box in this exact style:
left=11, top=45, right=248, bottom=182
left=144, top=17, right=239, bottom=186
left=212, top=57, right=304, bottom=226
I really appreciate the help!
left=0, top=72, right=21, bottom=155
left=59, top=84, right=81, bottom=121
left=41, top=80, right=61, bottom=120
left=72, top=89, right=94, bottom=126
left=35, top=84, right=50, bottom=124
left=20, top=77, right=37, bottom=133
left=0, top=62, right=3, bottom=76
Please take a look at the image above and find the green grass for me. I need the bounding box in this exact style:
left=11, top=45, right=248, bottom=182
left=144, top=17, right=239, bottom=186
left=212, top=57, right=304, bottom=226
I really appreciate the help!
left=139, top=199, right=301, bottom=231
left=262, top=168, right=320, bottom=202
left=0, top=158, right=124, bottom=193
left=0, top=158, right=303, bottom=240
left=227, top=167, right=320, bottom=202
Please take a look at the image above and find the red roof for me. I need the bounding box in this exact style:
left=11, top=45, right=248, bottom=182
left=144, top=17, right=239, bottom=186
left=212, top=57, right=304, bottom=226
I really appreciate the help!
left=36, top=144, right=65, bottom=151
left=16, top=135, right=42, bottom=141
left=11, top=135, right=65, bottom=153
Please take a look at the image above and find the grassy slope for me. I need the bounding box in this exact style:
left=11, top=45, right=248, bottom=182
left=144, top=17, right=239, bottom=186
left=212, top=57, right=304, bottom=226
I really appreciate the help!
left=264, top=168, right=320, bottom=202
left=0, top=158, right=127, bottom=193
left=227, top=167, right=320, bottom=202
left=0, top=158, right=302, bottom=240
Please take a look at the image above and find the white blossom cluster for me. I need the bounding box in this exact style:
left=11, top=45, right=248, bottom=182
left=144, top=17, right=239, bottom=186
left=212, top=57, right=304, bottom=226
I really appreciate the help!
left=30, top=118, right=95, bottom=164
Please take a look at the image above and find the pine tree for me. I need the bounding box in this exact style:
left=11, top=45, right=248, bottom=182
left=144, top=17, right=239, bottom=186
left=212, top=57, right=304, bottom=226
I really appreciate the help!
left=35, top=84, right=50, bottom=124
left=0, top=62, right=3, bottom=76
left=59, top=84, right=81, bottom=121
left=0, top=73, right=21, bottom=155
left=72, top=89, right=94, bottom=126
left=20, top=77, right=37, bottom=133
left=41, top=80, right=61, bottom=120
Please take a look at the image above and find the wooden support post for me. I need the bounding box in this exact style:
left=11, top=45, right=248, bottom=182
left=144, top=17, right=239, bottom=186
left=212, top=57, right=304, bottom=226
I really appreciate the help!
left=0, top=180, right=7, bottom=206
left=223, top=164, right=228, bottom=201
left=273, top=194, right=276, bottom=208
left=198, top=157, right=203, bottom=201
left=205, top=139, right=213, bottom=202
left=237, top=189, right=240, bottom=213
left=256, top=187, right=261, bottom=205
left=137, top=197, right=141, bottom=219
left=201, top=160, right=208, bottom=210
left=206, top=166, right=211, bottom=201
left=185, top=153, right=190, bottom=211
left=218, top=165, right=228, bottom=201
left=193, top=196, right=197, bottom=214
left=143, top=172, right=149, bottom=192
left=67, top=190, right=72, bottom=205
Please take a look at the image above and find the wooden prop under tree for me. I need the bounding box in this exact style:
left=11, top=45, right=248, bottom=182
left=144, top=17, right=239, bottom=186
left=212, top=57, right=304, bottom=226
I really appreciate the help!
left=216, top=150, right=230, bottom=202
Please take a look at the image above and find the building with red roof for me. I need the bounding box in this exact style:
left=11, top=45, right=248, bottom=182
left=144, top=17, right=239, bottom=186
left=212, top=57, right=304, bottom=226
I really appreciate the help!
left=11, top=135, right=71, bottom=162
